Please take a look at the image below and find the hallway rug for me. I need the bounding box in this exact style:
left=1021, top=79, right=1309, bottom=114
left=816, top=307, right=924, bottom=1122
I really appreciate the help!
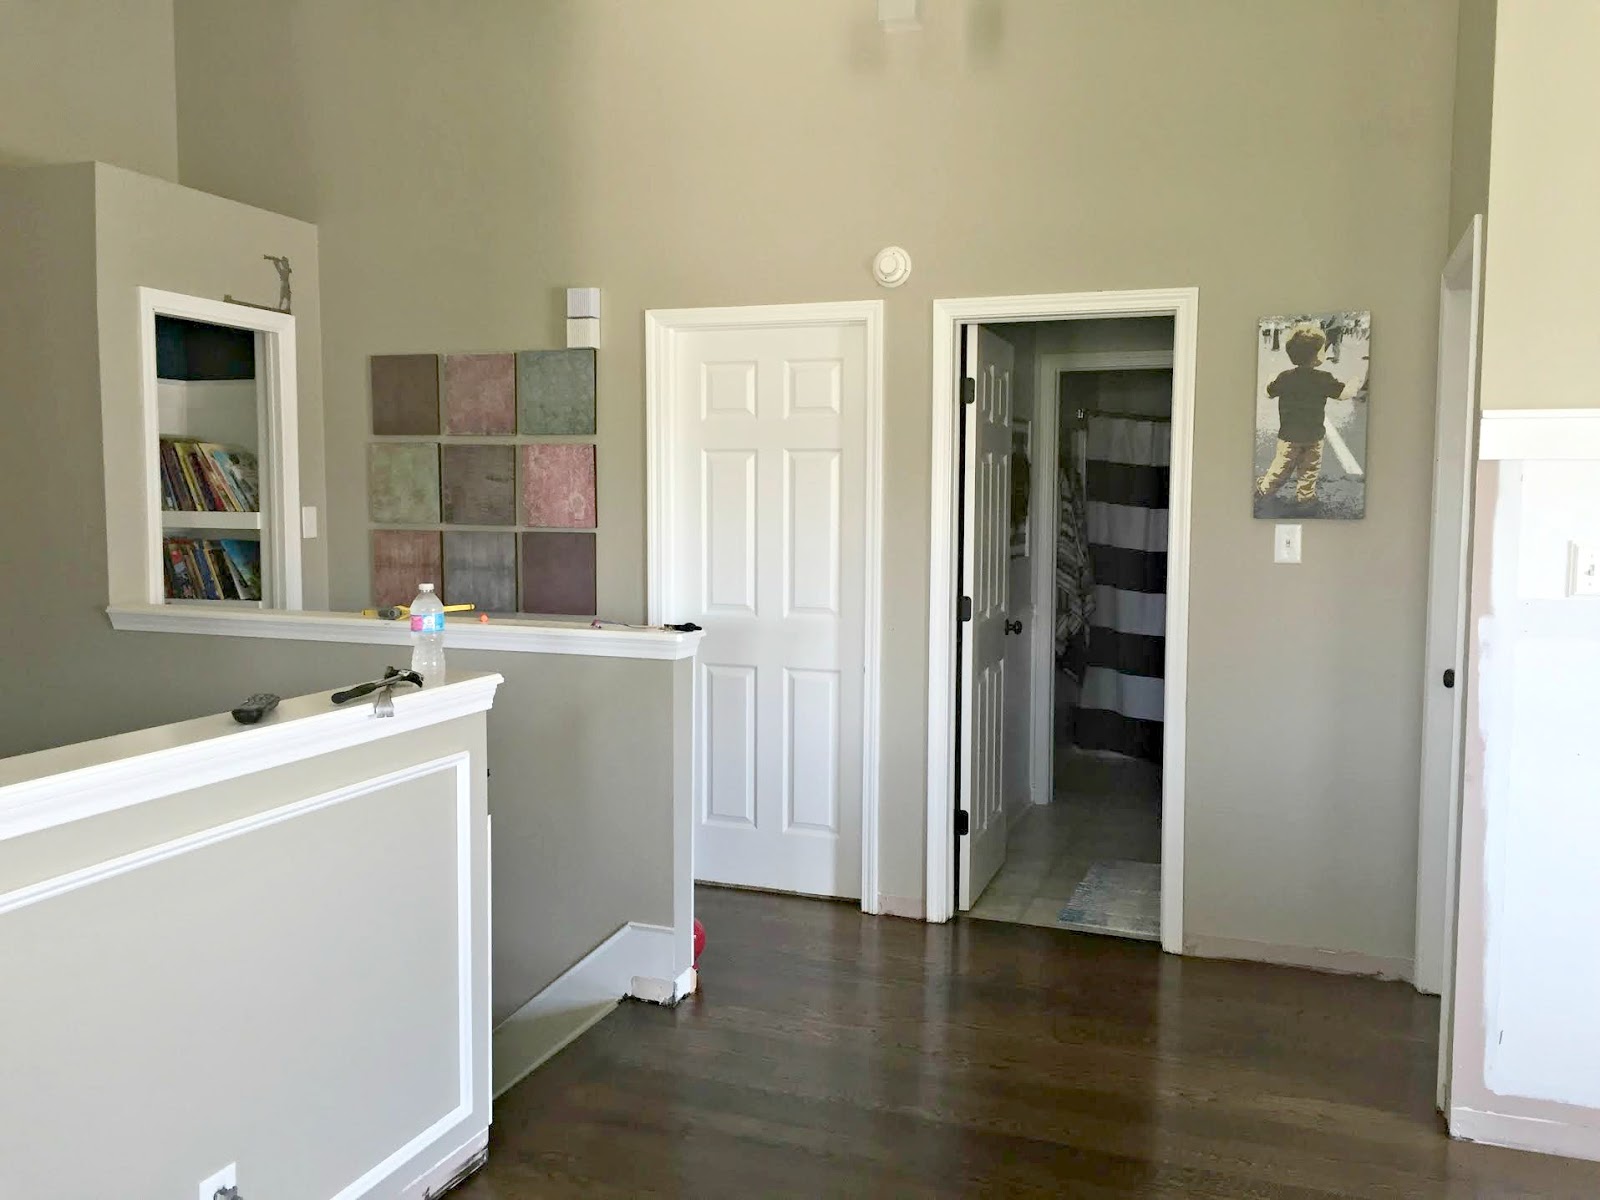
left=1059, top=859, right=1160, bottom=941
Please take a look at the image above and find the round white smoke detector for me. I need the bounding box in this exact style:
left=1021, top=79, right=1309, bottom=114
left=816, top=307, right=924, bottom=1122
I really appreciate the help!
left=872, top=246, right=912, bottom=288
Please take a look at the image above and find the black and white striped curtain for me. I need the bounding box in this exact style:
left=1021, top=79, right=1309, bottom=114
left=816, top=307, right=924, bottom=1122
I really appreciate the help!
left=1077, top=415, right=1169, bottom=762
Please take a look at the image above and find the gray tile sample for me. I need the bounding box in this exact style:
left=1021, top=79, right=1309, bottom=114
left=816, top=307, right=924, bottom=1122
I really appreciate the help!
left=440, top=443, right=516, bottom=526
left=517, top=348, right=596, bottom=435
left=368, top=442, right=440, bottom=524
left=443, top=531, right=517, bottom=614
left=371, top=354, right=440, bottom=435
left=520, top=531, right=597, bottom=615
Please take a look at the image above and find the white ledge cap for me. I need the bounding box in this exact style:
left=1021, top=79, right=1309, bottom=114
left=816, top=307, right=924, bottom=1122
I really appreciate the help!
left=107, top=604, right=703, bottom=661
left=0, top=671, right=505, bottom=844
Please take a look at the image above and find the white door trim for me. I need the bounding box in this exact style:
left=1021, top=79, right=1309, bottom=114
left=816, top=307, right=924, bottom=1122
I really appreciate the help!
left=1415, top=216, right=1485, bottom=1010
left=1026, top=349, right=1178, bottom=814
left=136, top=287, right=302, bottom=609
left=926, top=288, right=1198, bottom=954
left=645, top=300, right=885, bottom=914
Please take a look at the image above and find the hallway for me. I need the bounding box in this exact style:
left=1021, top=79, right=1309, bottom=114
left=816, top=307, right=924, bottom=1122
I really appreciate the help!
left=969, top=750, right=1162, bottom=938
left=458, top=888, right=1600, bottom=1198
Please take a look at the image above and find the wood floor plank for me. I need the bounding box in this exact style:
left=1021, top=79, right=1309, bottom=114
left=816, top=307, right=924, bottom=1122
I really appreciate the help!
left=455, top=888, right=1600, bottom=1199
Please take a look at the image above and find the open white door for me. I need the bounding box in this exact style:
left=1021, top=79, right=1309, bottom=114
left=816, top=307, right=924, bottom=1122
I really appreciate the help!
left=958, top=326, right=1014, bottom=909
left=1416, top=216, right=1484, bottom=1103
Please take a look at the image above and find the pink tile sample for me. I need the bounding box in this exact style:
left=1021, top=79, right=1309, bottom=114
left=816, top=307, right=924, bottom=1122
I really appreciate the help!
left=371, top=530, right=442, bottom=608
left=443, top=353, right=515, bottom=435
left=521, top=443, right=596, bottom=528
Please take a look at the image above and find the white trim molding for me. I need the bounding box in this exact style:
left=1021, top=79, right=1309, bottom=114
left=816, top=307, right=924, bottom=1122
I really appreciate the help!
left=0, top=752, right=485, bottom=1200
left=1044, top=348, right=1174, bottom=373
left=1478, top=408, right=1600, bottom=460
left=926, top=288, right=1198, bottom=958
left=1451, top=1106, right=1600, bottom=1165
left=492, top=921, right=687, bottom=1098
left=397, top=1129, right=489, bottom=1200
left=106, top=603, right=703, bottom=660
left=0, top=671, right=503, bottom=844
left=644, top=300, right=886, bottom=916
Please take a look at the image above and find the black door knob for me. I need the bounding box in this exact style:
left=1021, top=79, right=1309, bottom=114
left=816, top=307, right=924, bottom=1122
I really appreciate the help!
left=1004, top=619, right=1023, bottom=635
left=1443, top=668, right=1456, bottom=689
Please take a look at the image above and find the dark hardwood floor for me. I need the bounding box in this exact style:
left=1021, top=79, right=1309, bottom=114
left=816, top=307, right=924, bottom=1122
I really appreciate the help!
left=457, top=887, right=1600, bottom=1198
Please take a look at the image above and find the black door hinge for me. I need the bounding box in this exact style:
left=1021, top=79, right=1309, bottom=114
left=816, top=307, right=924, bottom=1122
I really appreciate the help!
left=958, top=595, right=973, bottom=622
left=961, top=377, right=976, bottom=406
left=955, top=809, right=970, bottom=837
left=1442, top=668, right=1456, bottom=689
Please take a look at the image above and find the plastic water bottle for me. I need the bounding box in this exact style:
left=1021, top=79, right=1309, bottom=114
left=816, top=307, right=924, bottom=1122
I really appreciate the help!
left=409, top=583, right=447, bottom=684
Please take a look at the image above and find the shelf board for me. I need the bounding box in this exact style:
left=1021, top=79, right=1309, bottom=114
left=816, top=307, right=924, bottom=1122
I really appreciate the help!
left=165, top=598, right=264, bottom=609
left=161, top=510, right=262, bottom=532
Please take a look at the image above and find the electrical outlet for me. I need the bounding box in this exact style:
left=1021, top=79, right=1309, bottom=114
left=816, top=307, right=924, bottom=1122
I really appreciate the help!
left=198, top=1163, right=236, bottom=1200
left=1274, top=523, right=1302, bottom=564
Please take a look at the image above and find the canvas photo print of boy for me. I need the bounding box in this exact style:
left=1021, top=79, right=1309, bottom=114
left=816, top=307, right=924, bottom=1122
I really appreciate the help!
left=1253, top=311, right=1370, bottom=519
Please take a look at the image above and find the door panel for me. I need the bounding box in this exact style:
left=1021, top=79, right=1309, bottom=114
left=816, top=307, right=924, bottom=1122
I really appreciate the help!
left=1428, top=216, right=1484, bottom=1106
left=671, top=321, right=866, bottom=899
left=960, top=326, right=1015, bottom=909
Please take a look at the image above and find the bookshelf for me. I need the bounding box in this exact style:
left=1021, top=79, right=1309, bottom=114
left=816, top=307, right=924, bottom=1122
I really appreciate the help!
left=139, top=289, right=302, bottom=610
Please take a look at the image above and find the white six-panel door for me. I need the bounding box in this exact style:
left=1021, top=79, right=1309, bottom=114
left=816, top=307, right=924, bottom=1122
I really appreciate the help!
left=959, top=326, right=1015, bottom=909
left=665, top=319, right=867, bottom=899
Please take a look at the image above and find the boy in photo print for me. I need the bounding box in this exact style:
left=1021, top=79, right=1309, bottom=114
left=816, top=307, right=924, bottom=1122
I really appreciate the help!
left=1253, top=314, right=1370, bottom=519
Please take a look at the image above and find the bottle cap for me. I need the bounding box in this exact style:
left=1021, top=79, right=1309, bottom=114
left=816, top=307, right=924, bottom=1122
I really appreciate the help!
left=419, top=582, right=435, bottom=592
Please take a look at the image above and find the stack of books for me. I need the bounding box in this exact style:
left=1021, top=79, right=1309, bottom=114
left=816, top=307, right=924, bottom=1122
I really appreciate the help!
left=159, top=438, right=260, bottom=512
left=163, top=537, right=262, bottom=602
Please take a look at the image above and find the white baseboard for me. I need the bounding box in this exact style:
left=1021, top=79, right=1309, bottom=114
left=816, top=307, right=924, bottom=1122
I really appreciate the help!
left=398, top=1127, right=488, bottom=1198
left=631, top=964, right=698, bottom=1005
left=1185, top=933, right=1411, bottom=981
left=877, top=893, right=926, bottom=920
left=492, top=921, right=685, bottom=1098
left=1452, top=1105, right=1600, bottom=1163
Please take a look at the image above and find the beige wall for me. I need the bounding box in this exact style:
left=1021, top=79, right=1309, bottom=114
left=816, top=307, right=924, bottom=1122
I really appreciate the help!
left=1448, top=0, right=1496, bottom=248
left=171, top=0, right=1461, bottom=961
left=0, top=163, right=687, bottom=1019
left=0, top=0, right=177, bottom=178
left=1476, top=1, right=1598, bottom=412
left=93, top=163, right=330, bottom=606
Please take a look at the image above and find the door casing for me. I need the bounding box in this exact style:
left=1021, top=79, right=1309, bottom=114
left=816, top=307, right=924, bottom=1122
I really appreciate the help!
left=925, top=289, right=1199, bottom=951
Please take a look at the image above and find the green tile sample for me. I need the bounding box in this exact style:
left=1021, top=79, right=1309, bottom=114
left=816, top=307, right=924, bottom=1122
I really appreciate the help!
left=518, top=348, right=596, bottom=435
left=368, top=442, right=440, bottom=524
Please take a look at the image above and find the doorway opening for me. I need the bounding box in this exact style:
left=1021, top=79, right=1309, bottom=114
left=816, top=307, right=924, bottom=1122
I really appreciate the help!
left=975, top=319, right=1174, bottom=939
left=925, top=290, right=1197, bottom=953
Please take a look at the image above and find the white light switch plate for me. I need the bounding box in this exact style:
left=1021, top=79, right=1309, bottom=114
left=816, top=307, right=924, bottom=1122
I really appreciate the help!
left=302, top=506, right=318, bottom=539
left=1274, top=523, right=1302, bottom=564
left=1570, top=541, right=1600, bottom=596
